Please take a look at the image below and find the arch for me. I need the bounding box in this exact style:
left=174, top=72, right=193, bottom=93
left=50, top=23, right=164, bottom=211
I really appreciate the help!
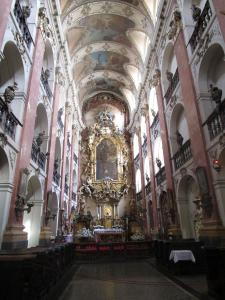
left=34, top=103, right=49, bottom=153
left=0, top=147, right=11, bottom=246
left=23, top=175, right=43, bottom=248
left=125, top=64, right=142, bottom=89
left=141, top=115, right=147, bottom=144
left=153, top=136, right=164, bottom=171
left=42, top=40, right=55, bottom=94
left=0, top=41, right=25, bottom=93
left=214, top=148, right=225, bottom=226
left=148, top=87, right=158, bottom=124
left=127, top=29, right=150, bottom=62
left=133, top=133, right=139, bottom=158
left=161, top=42, right=178, bottom=95
left=55, top=137, right=62, bottom=162
left=143, top=0, right=160, bottom=23
left=48, top=192, right=59, bottom=236
left=169, top=103, right=189, bottom=155
left=135, top=169, right=142, bottom=193
left=177, top=174, right=200, bottom=239
left=0, top=147, right=10, bottom=182
left=144, top=156, right=150, bottom=185
left=198, top=43, right=225, bottom=95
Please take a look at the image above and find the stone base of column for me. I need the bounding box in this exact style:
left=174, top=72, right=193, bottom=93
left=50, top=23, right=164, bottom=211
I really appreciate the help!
left=1, top=225, right=28, bottom=250
left=39, top=226, right=53, bottom=247
left=200, top=221, right=225, bottom=246
left=168, top=224, right=182, bottom=238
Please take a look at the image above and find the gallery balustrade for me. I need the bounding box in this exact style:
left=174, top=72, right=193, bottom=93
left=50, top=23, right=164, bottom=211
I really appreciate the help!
left=164, top=69, right=179, bottom=105
left=0, top=97, right=22, bottom=140
left=189, top=0, right=212, bottom=52
left=204, top=102, right=225, bottom=140
left=173, top=139, right=192, bottom=170
left=14, top=0, right=33, bottom=49
left=31, top=140, right=46, bottom=171
left=155, top=166, right=166, bottom=186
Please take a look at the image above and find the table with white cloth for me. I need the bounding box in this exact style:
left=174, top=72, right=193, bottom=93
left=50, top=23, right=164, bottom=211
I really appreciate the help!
left=169, top=250, right=196, bottom=263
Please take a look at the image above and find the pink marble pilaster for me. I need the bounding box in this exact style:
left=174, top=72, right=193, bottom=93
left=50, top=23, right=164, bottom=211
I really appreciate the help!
left=59, top=112, right=69, bottom=211
left=145, top=113, right=158, bottom=228
left=155, top=84, right=174, bottom=191
left=174, top=29, right=220, bottom=221
left=137, top=130, right=147, bottom=228
left=0, top=0, right=13, bottom=49
left=7, top=27, right=45, bottom=226
left=68, top=128, right=75, bottom=214
left=43, top=82, right=61, bottom=216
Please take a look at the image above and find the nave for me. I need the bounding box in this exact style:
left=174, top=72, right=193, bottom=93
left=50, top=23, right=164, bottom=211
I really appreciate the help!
left=59, top=261, right=199, bottom=300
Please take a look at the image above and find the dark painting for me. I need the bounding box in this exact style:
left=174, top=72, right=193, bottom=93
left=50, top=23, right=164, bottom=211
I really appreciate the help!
left=96, top=139, right=118, bottom=180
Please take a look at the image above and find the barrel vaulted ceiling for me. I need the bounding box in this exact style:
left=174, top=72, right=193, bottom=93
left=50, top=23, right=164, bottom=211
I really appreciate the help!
left=61, top=0, right=154, bottom=118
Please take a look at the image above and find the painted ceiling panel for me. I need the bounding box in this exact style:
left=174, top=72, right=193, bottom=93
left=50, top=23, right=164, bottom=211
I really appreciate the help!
left=61, top=0, right=154, bottom=120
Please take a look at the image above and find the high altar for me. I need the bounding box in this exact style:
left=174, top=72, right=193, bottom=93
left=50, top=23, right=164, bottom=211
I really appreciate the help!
left=75, top=109, right=131, bottom=240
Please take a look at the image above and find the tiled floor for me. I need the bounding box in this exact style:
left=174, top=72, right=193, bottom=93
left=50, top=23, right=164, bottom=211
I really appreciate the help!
left=59, top=260, right=198, bottom=300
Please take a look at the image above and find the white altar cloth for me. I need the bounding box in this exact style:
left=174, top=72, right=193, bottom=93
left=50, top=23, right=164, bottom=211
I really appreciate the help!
left=169, top=250, right=196, bottom=263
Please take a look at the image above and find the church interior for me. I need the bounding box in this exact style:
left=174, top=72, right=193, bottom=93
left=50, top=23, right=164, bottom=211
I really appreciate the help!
left=0, top=0, right=225, bottom=299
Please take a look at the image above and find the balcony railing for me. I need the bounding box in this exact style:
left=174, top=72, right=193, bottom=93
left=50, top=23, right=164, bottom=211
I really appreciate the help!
left=150, top=112, right=159, bottom=130
left=31, top=141, right=46, bottom=170
left=204, top=102, right=225, bottom=140
left=134, top=154, right=140, bottom=169
left=73, top=153, right=78, bottom=164
left=145, top=181, right=151, bottom=195
left=53, top=172, right=60, bottom=186
left=41, top=69, right=53, bottom=100
left=164, top=69, right=179, bottom=104
left=64, top=183, right=69, bottom=195
left=189, top=0, right=212, bottom=52
left=72, top=192, right=76, bottom=201
left=142, top=137, right=148, bottom=157
left=155, top=167, right=166, bottom=186
left=136, top=191, right=142, bottom=202
left=173, top=140, right=192, bottom=170
left=0, top=97, right=22, bottom=140
left=14, top=0, right=33, bottom=49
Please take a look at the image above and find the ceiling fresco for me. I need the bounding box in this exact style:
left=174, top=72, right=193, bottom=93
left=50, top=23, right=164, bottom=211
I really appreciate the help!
left=74, top=51, right=129, bottom=81
left=61, top=0, right=153, bottom=123
left=75, top=14, right=135, bottom=50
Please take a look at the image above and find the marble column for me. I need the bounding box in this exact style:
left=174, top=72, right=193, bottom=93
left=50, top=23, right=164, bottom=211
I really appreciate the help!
left=144, top=107, right=158, bottom=231
left=2, top=24, right=45, bottom=250
left=173, top=23, right=223, bottom=237
left=0, top=0, right=13, bottom=49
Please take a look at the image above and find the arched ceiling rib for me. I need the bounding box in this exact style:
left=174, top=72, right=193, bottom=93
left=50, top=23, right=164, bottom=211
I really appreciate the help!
left=61, top=0, right=154, bottom=120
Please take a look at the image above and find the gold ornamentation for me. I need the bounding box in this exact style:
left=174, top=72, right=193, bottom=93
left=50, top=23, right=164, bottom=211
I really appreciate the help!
left=79, top=110, right=130, bottom=205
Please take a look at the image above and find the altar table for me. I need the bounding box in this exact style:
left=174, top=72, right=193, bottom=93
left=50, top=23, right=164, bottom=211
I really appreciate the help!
left=93, top=228, right=125, bottom=243
left=169, top=250, right=196, bottom=263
